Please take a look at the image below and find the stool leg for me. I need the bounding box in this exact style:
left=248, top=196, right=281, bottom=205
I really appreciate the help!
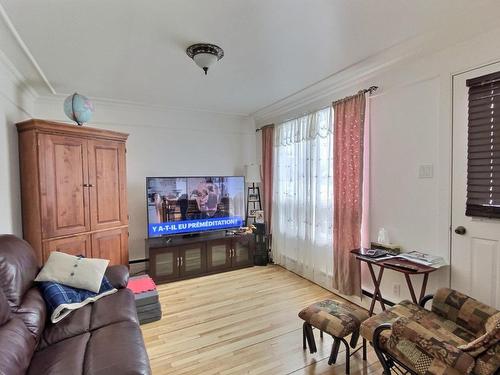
left=333, top=338, right=351, bottom=374
left=328, top=338, right=341, bottom=365
left=304, top=323, right=317, bottom=353
left=349, top=330, right=359, bottom=348
left=320, top=330, right=323, bottom=339
left=362, top=338, right=367, bottom=361
left=302, top=323, right=307, bottom=350
left=341, top=337, right=351, bottom=375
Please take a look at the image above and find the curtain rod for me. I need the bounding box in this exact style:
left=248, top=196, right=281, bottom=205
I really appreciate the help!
left=256, top=85, right=378, bottom=131
left=332, top=85, right=378, bottom=106
left=255, top=123, right=274, bottom=132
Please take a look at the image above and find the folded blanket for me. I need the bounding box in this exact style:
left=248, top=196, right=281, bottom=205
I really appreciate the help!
left=38, top=276, right=117, bottom=323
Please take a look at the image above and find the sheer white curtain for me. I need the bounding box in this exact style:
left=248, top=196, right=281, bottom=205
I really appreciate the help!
left=271, top=107, right=334, bottom=288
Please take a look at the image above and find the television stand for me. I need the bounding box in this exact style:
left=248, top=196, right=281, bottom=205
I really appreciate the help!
left=146, top=231, right=255, bottom=284
left=182, top=232, right=201, bottom=239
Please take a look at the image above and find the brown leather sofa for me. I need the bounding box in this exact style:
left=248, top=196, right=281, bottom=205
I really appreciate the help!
left=0, top=234, right=151, bottom=375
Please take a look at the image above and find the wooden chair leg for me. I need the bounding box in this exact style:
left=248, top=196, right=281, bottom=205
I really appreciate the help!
left=328, top=338, right=341, bottom=365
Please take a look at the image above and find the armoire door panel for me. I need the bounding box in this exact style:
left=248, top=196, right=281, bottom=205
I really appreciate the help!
left=88, top=140, right=127, bottom=230
left=42, top=234, right=91, bottom=263
left=39, top=134, right=90, bottom=238
left=91, top=227, right=128, bottom=266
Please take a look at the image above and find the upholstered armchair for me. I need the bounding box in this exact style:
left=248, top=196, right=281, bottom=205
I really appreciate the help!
left=360, top=288, right=500, bottom=375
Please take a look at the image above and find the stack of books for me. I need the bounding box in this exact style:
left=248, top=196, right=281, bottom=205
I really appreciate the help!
left=127, top=275, right=162, bottom=324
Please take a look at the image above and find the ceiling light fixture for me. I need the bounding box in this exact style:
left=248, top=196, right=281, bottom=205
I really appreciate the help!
left=186, top=43, right=224, bottom=75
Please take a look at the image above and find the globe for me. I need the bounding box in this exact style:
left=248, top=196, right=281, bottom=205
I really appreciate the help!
left=64, top=93, right=95, bottom=125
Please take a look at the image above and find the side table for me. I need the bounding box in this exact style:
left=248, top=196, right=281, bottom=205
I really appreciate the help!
left=351, top=249, right=438, bottom=316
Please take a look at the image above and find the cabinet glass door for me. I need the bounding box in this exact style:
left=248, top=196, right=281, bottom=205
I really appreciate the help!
left=179, top=244, right=206, bottom=277
left=234, top=244, right=249, bottom=263
left=206, top=240, right=231, bottom=271
left=232, top=237, right=254, bottom=267
left=152, top=248, right=179, bottom=282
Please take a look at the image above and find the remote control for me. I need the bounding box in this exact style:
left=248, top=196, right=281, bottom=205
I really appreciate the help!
left=391, top=263, right=418, bottom=272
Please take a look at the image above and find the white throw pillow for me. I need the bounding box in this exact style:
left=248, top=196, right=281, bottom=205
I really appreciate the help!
left=35, top=252, right=109, bottom=293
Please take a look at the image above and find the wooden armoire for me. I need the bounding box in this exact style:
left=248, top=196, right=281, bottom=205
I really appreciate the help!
left=17, top=119, right=129, bottom=266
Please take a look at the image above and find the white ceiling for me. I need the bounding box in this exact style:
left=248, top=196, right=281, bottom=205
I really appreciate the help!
left=1, top=0, right=500, bottom=115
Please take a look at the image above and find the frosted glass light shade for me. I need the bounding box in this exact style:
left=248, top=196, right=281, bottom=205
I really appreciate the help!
left=193, top=53, right=218, bottom=72
left=186, top=43, right=224, bottom=75
left=245, top=164, right=261, bottom=183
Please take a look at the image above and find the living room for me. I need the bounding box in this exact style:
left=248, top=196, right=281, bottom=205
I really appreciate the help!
left=1, top=1, right=500, bottom=375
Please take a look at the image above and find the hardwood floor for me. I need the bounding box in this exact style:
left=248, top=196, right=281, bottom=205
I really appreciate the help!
left=141, top=265, right=382, bottom=375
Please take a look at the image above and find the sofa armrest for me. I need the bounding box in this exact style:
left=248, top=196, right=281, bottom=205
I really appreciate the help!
left=105, top=265, right=129, bottom=289
left=419, top=294, right=434, bottom=308
left=388, top=317, right=475, bottom=373
left=373, top=323, right=392, bottom=352
left=432, top=288, right=498, bottom=334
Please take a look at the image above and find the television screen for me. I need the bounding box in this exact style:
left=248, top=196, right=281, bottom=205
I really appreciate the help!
left=146, top=176, right=245, bottom=237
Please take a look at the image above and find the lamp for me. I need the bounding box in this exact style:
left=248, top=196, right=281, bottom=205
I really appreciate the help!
left=245, top=164, right=261, bottom=184
left=186, top=43, right=224, bottom=75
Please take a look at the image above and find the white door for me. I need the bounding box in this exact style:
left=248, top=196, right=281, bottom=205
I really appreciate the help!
left=452, top=62, right=500, bottom=309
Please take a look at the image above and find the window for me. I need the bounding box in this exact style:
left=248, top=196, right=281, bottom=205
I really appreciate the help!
left=271, top=107, right=333, bottom=287
left=466, top=71, right=500, bottom=218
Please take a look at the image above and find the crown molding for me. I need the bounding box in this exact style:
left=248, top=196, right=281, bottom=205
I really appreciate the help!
left=34, top=94, right=256, bottom=135
left=0, top=3, right=55, bottom=95
left=36, top=93, right=251, bottom=119
left=0, top=48, right=36, bottom=116
left=0, top=47, right=37, bottom=100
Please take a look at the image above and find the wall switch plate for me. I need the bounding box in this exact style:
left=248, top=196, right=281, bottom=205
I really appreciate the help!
left=418, top=164, right=433, bottom=178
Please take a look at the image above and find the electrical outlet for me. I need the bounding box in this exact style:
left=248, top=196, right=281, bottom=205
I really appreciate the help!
left=418, top=164, right=433, bottom=178
left=393, top=283, right=401, bottom=297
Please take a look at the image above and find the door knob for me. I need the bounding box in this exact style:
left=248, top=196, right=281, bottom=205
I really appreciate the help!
left=454, top=226, right=466, bottom=235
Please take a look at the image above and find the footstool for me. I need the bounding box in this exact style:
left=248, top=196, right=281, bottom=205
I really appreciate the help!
left=298, top=300, right=369, bottom=374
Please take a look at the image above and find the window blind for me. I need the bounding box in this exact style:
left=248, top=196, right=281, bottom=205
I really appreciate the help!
left=466, top=71, right=500, bottom=218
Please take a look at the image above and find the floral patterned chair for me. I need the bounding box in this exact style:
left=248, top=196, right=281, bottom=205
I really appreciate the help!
left=360, top=288, right=500, bottom=375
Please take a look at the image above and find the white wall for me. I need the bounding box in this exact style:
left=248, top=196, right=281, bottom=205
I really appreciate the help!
left=34, top=97, right=257, bottom=262
left=254, top=26, right=500, bottom=308
left=0, top=51, right=35, bottom=236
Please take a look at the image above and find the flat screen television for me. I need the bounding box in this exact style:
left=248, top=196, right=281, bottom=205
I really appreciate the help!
left=146, top=176, right=245, bottom=237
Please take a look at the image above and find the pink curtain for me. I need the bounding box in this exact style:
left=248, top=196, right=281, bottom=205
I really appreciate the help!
left=333, top=93, right=366, bottom=296
left=261, top=125, right=274, bottom=235
left=361, top=99, right=370, bottom=249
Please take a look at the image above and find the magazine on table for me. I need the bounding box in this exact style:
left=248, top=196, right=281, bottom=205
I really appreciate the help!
left=397, top=251, right=447, bottom=269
